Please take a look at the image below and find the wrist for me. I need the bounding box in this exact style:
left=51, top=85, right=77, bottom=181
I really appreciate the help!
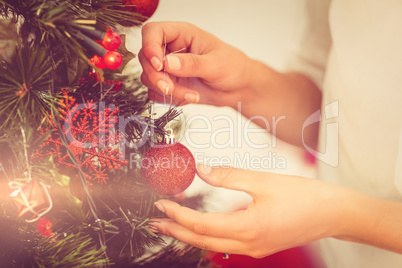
left=241, top=59, right=276, bottom=104
left=235, top=59, right=278, bottom=113
left=328, top=186, right=377, bottom=241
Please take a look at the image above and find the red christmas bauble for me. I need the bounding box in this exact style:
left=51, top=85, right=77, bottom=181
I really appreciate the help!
left=122, top=0, right=159, bottom=21
left=141, top=142, right=196, bottom=196
left=102, top=30, right=121, bottom=51
left=102, top=51, right=123, bottom=70
left=37, top=217, right=52, bottom=236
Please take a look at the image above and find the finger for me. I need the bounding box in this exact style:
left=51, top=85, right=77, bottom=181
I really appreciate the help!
left=140, top=71, right=170, bottom=101
left=146, top=87, right=162, bottom=102
left=141, top=74, right=170, bottom=103
left=146, top=86, right=199, bottom=105
left=168, top=83, right=200, bottom=104
left=140, top=69, right=156, bottom=92
left=141, top=22, right=196, bottom=71
left=149, top=82, right=199, bottom=104
left=196, top=164, right=258, bottom=195
left=147, top=87, right=177, bottom=104
left=139, top=49, right=174, bottom=94
left=154, top=199, right=253, bottom=240
left=149, top=218, right=247, bottom=255
left=140, top=50, right=200, bottom=103
left=165, top=53, right=218, bottom=80
left=141, top=22, right=165, bottom=71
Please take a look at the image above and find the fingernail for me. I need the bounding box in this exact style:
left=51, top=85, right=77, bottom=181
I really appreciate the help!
left=154, top=202, right=165, bottom=213
left=157, top=80, right=169, bottom=94
left=148, top=226, right=159, bottom=233
left=197, top=164, right=212, bottom=175
left=151, top=57, right=163, bottom=71
left=147, top=221, right=160, bottom=233
left=184, top=93, right=199, bottom=103
left=167, top=55, right=181, bottom=71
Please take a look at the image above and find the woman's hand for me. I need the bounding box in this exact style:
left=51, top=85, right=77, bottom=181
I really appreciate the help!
left=150, top=164, right=361, bottom=258
left=139, top=21, right=253, bottom=107
left=139, top=21, right=323, bottom=147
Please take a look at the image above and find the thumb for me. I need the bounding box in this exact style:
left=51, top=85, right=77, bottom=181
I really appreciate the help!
left=196, top=164, right=257, bottom=195
left=165, top=53, right=214, bottom=78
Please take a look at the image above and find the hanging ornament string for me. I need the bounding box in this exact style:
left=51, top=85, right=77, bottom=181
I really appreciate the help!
left=161, top=37, right=186, bottom=134
left=162, top=35, right=167, bottom=106
left=145, top=36, right=169, bottom=143
left=161, top=35, right=173, bottom=131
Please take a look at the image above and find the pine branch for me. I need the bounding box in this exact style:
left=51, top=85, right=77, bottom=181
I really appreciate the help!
left=89, top=174, right=167, bottom=261
left=0, top=44, right=61, bottom=131
left=0, top=1, right=209, bottom=267
left=1, top=0, right=143, bottom=27
left=35, top=233, right=110, bottom=267
left=1, top=0, right=144, bottom=82
left=136, top=242, right=214, bottom=268
left=0, top=216, right=42, bottom=268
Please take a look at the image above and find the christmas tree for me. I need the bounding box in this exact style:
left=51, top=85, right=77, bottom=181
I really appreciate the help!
left=0, top=0, right=210, bottom=267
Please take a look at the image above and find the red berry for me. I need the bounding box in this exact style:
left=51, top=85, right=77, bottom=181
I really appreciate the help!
left=37, top=217, right=52, bottom=236
left=102, top=51, right=122, bottom=70
left=90, top=55, right=106, bottom=69
left=102, top=30, right=121, bottom=50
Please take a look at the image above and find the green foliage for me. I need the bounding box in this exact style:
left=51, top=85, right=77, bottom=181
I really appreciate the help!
left=0, top=1, right=210, bottom=267
left=92, top=0, right=144, bottom=26
left=35, top=233, right=110, bottom=267
left=0, top=217, right=42, bottom=268
left=136, top=242, right=213, bottom=268
left=0, top=0, right=142, bottom=82
left=0, top=44, right=60, bottom=131
left=0, top=0, right=143, bottom=27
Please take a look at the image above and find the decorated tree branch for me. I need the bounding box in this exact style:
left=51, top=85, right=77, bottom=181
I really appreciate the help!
left=0, top=0, right=210, bottom=267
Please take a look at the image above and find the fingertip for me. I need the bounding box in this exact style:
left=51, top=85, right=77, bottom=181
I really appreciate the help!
left=151, top=56, right=163, bottom=71
left=196, top=163, right=212, bottom=176
left=196, top=165, right=251, bottom=192
left=184, top=92, right=200, bottom=103
left=155, top=199, right=183, bottom=220
left=155, top=199, right=177, bottom=209
left=196, top=164, right=222, bottom=187
left=148, top=218, right=172, bottom=236
left=147, top=219, right=160, bottom=233
left=154, top=201, right=165, bottom=213
left=157, top=80, right=170, bottom=94
left=141, top=43, right=164, bottom=70
left=166, top=54, right=181, bottom=71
